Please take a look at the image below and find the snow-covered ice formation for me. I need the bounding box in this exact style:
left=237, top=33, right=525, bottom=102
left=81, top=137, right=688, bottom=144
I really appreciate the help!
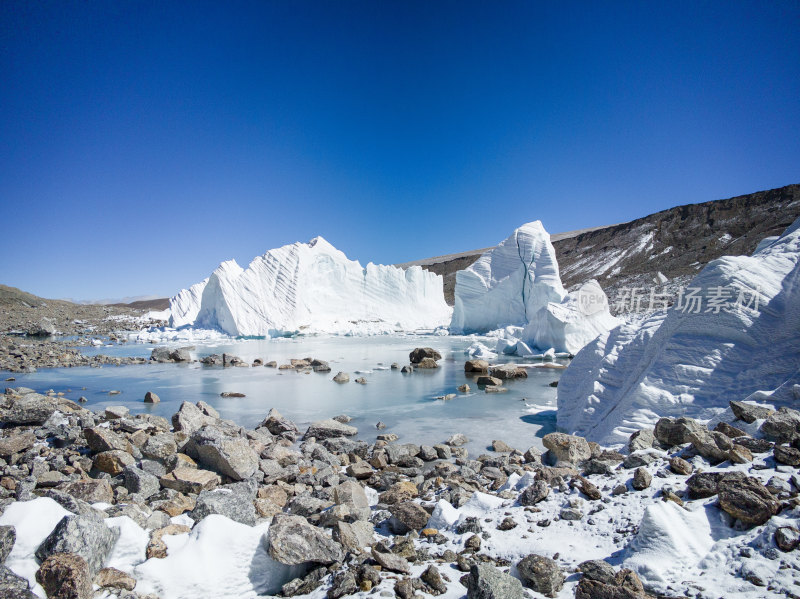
left=168, top=237, right=451, bottom=337
left=557, top=216, right=800, bottom=445
left=450, top=221, right=619, bottom=353
left=169, top=278, right=208, bottom=328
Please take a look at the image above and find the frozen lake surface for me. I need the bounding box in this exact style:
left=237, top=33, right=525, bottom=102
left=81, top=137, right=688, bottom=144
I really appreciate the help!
left=9, top=335, right=564, bottom=456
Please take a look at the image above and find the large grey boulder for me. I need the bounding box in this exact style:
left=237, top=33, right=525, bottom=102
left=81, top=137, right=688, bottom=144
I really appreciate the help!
left=687, top=429, right=734, bottom=463
left=542, top=432, right=591, bottom=466
left=0, top=526, right=15, bottom=564
left=141, top=433, right=178, bottom=462
left=718, top=474, right=779, bottom=526
left=35, top=514, right=119, bottom=574
left=122, top=466, right=160, bottom=499
left=409, top=347, right=442, bottom=363
left=370, top=547, right=411, bottom=574
left=84, top=427, right=129, bottom=454
left=1, top=394, right=86, bottom=425
left=0, top=564, right=37, bottom=598
left=333, top=480, right=370, bottom=521
left=171, top=401, right=215, bottom=435
left=760, top=407, right=800, bottom=444
left=258, top=408, right=299, bottom=442
left=28, top=319, right=56, bottom=337
left=627, top=430, right=655, bottom=453
left=267, top=513, right=344, bottom=566
left=730, top=400, right=774, bottom=423
left=389, top=501, right=429, bottom=533
left=188, top=425, right=258, bottom=481
left=0, top=432, right=36, bottom=458
left=518, top=480, right=549, bottom=506
left=517, top=554, right=564, bottom=597
left=303, top=419, right=357, bottom=440
left=190, top=488, right=257, bottom=526
left=653, top=417, right=704, bottom=446
left=333, top=520, right=375, bottom=552
left=466, top=563, right=524, bottom=599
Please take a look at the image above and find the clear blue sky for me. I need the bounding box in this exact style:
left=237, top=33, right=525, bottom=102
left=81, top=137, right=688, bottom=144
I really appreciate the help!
left=1, top=1, right=799, bottom=301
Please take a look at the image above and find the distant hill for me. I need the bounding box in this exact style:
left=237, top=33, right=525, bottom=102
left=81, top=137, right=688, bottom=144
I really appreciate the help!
left=109, top=298, right=170, bottom=310
left=401, top=183, right=800, bottom=307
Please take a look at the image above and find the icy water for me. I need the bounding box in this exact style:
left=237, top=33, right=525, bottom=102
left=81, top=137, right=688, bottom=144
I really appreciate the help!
left=8, top=335, right=563, bottom=456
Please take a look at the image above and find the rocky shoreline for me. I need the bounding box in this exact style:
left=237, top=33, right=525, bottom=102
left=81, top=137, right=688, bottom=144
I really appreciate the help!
left=0, top=348, right=798, bottom=599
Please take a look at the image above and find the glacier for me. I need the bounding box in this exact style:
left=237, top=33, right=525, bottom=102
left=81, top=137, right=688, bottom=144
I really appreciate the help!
left=557, top=216, right=800, bottom=446
left=450, top=220, right=620, bottom=354
left=169, top=236, right=452, bottom=337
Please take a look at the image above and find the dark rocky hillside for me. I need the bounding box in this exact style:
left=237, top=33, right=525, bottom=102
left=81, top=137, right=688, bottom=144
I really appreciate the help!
left=401, top=184, right=800, bottom=311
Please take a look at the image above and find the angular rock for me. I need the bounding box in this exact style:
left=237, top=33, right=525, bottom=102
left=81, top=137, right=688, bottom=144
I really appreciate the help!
left=144, top=391, right=160, bottom=403
left=760, top=407, right=800, bottom=444
left=687, top=429, right=733, bottom=464
left=304, top=419, right=357, bottom=440
left=0, top=564, right=37, bottom=598
left=466, top=563, right=524, bottom=599
left=94, top=567, right=136, bottom=591
left=159, top=467, right=220, bottom=494
left=36, top=553, right=92, bottom=599
left=93, top=450, right=135, bottom=476
left=713, top=422, right=746, bottom=438
left=332, top=372, right=350, bottom=383
left=490, top=364, right=527, bottom=380
left=36, top=515, right=119, bottom=574
left=631, top=467, right=652, bottom=490
left=718, top=474, right=779, bottom=526
left=774, top=444, right=800, bottom=466
left=333, top=480, right=370, bottom=521
left=577, top=559, right=616, bottom=585
left=776, top=526, right=800, bottom=552
left=627, top=430, right=655, bottom=453
left=0, top=526, right=15, bottom=564
left=370, top=547, right=411, bottom=574
left=58, top=479, right=114, bottom=504
left=686, top=471, right=726, bottom=499
left=190, top=488, right=257, bottom=526
left=389, top=501, right=429, bottom=532
left=517, top=554, right=564, bottom=598
left=146, top=524, right=191, bottom=559
left=258, top=408, right=299, bottom=441
left=416, top=357, right=439, bottom=369
left=84, top=427, right=128, bottom=454
left=410, top=347, right=442, bottom=363
left=668, top=456, right=693, bottom=475
left=333, top=520, right=374, bottom=552
left=653, top=417, right=704, bottom=447
left=122, top=466, right=160, bottom=499
left=267, top=513, right=344, bottom=565
left=465, top=359, right=490, bottom=373
left=0, top=432, right=36, bottom=458
left=542, top=432, right=591, bottom=466
left=730, top=400, right=774, bottom=424
left=171, top=401, right=214, bottom=435
left=188, top=426, right=258, bottom=481
left=518, top=480, right=549, bottom=505
left=476, top=375, right=502, bottom=387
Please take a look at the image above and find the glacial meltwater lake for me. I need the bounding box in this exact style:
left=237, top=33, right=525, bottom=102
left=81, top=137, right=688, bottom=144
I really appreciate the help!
left=8, top=335, right=563, bottom=456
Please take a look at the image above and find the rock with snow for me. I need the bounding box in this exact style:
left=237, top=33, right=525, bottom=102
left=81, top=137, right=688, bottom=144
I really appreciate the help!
left=170, top=236, right=451, bottom=336
left=303, top=419, right=357, bottom=440
left=36, top=553, right=92, bottom=599
left=466, top=563, right=524, bottom=599
left=35, top=515, right=119, bottom=574
left=557, top=217, right=800, bottom=445
left=267, top=514, right=344, bottom=566
left=516, top=554, right=564, bottom=597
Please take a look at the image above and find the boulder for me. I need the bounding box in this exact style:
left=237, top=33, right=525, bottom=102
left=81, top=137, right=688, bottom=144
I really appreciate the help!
left=668, top=456, right=693, bottom=475
left=92, top=450, right=135, bottom=476
left=1, top=394, right=86, bottom=425
left=188, top=425, right=259, bottom=481
left=84, top=427, right=129, bottom=454
left=730, top=400, right=774, bottom=423
left=190, top=488, right=257, bottom=526
left=465, top=359, right=490, bottom=373
left=0, top=564, right=37, bottom=598
left=36, top=553, right=92, bottom=599
left=577, top=560, right=617, bottom=585
left=333, top=480, right=370, bottom=521
left=36, top=515, right=119, bottom=574
left=159, top=467, right=220, bottom=494
left=775, top=526, right=800, bottom=552
left=718, top=474, right=779, bottom=526
left=57, top=479, right=114, bottom=504
left=333, top=520, right=374, bottom=552
left=466, top=563, right=524, bottom=599
left=415, top=357, right=439, bottom=369
left=476, top=376, right=502, bottom=387
left=653, top=417, right=704, bottom=447
left=142, top=433, right=178, bottom=462
left=686, top=471, right=726, bottom=499
left=0, top=526, right=15, bottom=564
left=774, top=444, right=800, bottom=466
left=370, top=547, right=411, bottom=574
left=258, top=408, right=299, bottom=441
left=122, top=466, right=160, bottom=499
left=0, top=432, right=36, bottom=457
left=631, top=467, right=652, bottom=490
left=410, top=348, right=442, bottom=363
left=303, top=419, right=357, bottom=440
left=28, top=319, right=56, bottom=337
left=517, top=554, right=564, bottom=597
left=490, top=364, right=528, bottom=380
left=146, top=524, right=192, bottom=559
left=518, top=480, right=549, bottom=505
left=687, top=430, right=733, bottom=464
left=332, top=372, right=350, bottom=383
left=171, top=401, right=215, bottom=435
left=94, top=567, right=136, bottom=591
left=760, top=407, right=800, bottom=444
left=144, top=391, right=160, bottom=403
left=542, top=432, right=591, bottom=466
left=389, top=501, right=430, bottom=532
left=267, top=513, right=345, bottom=566
left=627, top=430, right=655, bottom=453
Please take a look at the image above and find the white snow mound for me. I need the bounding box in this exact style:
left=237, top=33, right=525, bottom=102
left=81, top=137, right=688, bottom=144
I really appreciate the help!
left=169, top=236, right=451, bottom=336
left=557, top=216, right=800, bottom=445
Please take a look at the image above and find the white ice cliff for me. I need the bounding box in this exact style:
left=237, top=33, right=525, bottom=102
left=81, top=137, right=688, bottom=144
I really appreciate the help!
left=169, top=236, right=452, bottom=337
left=557, top=216, right=800, bottom=446
left=450, top=221, right=619, bottom=353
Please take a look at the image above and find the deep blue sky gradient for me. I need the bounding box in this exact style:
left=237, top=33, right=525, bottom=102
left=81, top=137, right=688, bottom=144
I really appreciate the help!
left=1, top=1, right=799, bottom=300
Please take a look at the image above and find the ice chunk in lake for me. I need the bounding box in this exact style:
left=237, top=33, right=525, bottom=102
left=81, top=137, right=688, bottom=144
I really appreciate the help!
left=169, top=236, right=452, bottom=337
left=557, top=216, right=800, bottom=445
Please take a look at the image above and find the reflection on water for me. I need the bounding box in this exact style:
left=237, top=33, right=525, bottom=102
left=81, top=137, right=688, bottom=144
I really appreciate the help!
left=12, top=335, right=564, bottom=454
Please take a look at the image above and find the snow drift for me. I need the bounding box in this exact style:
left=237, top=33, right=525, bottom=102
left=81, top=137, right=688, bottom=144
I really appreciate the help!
left=169, top=236, right=451, bottom=337
left=450, top=221, right=619, bottom=353
left=557, top=216, right=800, bottom=445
